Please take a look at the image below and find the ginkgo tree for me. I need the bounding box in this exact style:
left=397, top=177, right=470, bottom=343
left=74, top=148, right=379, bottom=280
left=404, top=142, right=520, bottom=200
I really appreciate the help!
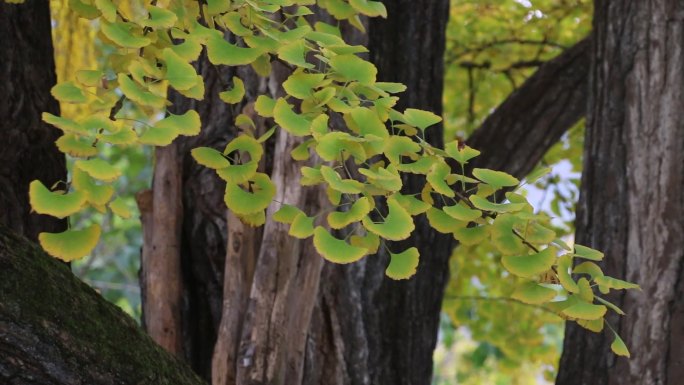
left=22, top=0, right=638, bottom=359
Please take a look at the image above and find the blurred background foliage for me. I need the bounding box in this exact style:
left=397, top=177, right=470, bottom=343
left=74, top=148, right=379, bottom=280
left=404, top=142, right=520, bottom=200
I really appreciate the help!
left=49, top=0, right=592, bottom=383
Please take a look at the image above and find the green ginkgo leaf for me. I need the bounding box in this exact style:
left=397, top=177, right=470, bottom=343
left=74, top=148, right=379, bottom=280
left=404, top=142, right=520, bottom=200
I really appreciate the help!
left=472, top=168, right=520, bottom=189
left=351, top=107, right=389, bottom=141
left=328, top=197, right=371, bottom=229
left=348, top=0, right=387, bottom=17
left=283, top=71, right=326, bottom=99
left=502, top=247, right=556, bottom=278
left=445, top=141, right=480, bottom=164
left=138, top=127, right=178, bottom=146
left=51, top=82, right=87, bottom=104
left=557, top=254, right=580, bottom=293
left=117, top=74, right=166, bottom=108
left=224, top=173, right=275, bottom=215
left=595, top=276, right=641, bottom=291
left=191, top=147, right=230, bottom=169
left=72, top=168, right=114, bottom=206
left=75, top=159, right=121, bottom=182
left=359, top=165, right=402, bottom=192
left=29, top=180, right=87, bottom=219
left=97, top=127, right=136, bottom=145
left=101, top=21, right=151, bottom=48
left=426, top=162, right=454, bottom=197
left=273, top=204, right=304, bottom=224
left=222, top=12, right=252, bottom=36
left=273, top=98, right=311, bottom=136
left=291, top=139, right=314, bottom=161
left=577, top=277, right=594, bottom=302
left=525, top=222, right=556, bottom=244
left=224, top=134, right=263, bottom=162
left=289, top=213, right=315, bottom=239
left=426, top=207, right=465, bottom=234
left=255, top=95, right=276, bottom=117
left=562, top=298, right=607, bottom=320
left=39, top=224, right=101, bottom=262
left=238, top=211, right=266, bottom=227
left=177, top=75, right=205, bottom=100
left=321, top=0, right=356, bottom=19
left=320, top=166, right=364, bottom=194
left=313, top=226, right=368, bottom=264
left=43, top=113, right=87, bottom=135
left=94, top=0, right=116, bottom=22
left=206, top=0, right=232, bottom=14
left=158, top=110, right=201, bottom=136
left=578, top=318, right=604, bottom=333
left=109, top=196, right=132, bottom=219
left=491, top=214, right=526, bottom=255
left=56, top=134, right=98, bottom=157
left=386, top=247, right=419, bottom=280
left=329, top=54, right=377, bottom=85
left=574, top=244, right=605, bottom=261
left=278, top=40, right=315, bottom=69
left=301, top=166, right=323, bottom=186
left=595, top=296, right=624, bottom=315
left=610, top=331, right=630, bottom=357
left=144, top=6, right=178, bottom=29
left=393, top=194, right=430, bottom=215
left=470, top=195, right=526, bottom=213
left=511, top=282, right=557, bottom=305
left=443, top=204, right=481, bottom=222
left=402, top=108, right=441, bottom=131
left=315, top=131, right=365, bottom=162
left=525, top=167, right=553, bottom=184
left=172, top=39, right=203, bottom=61
left=207, top=35, right=264, bottom=66
left=349, top=232, right=380, bottom=254
left=163, top=48, right=198, bottom=91
left=219, top=77, right=245, bottom=104
left=453, top=226, right=489, bottom=246
left=573, top=261, right=604, bottom=279
left=362, top=197, right=414, bottom=241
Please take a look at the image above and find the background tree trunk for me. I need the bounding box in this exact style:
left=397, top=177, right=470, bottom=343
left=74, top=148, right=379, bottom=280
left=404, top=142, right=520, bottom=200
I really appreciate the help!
left=0, top=0, right=66, bottom=240
left=556, top=1, right=684, bottom=384
left=0, top=226, right=205, bottom=385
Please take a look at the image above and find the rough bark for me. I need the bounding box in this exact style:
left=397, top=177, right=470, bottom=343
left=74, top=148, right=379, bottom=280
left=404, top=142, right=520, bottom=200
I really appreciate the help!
left=0, top=226, right=206, bottom=385
left=0, top=0, right=66, bottom=240
left=556, top=2, right=684, bottom=385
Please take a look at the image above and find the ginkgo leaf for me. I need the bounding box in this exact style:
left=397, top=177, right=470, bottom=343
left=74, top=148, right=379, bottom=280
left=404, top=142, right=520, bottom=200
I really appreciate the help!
left=524, top=222, right=556, bottom=244
left=386, top=247, right=419, bottom=280
left=75, top=159, right=121, bottom=182
left=610, top=331, right=630, bottom=357
left=349, top=232, right=380, bottom=254
left=595, top=276, right=641, bottom=291
left=574, top=244, right=605, bottom=261
left=207, top=35, right=264, bottom=66
left=426, top=162, right=454, bottom=197
left=301, top=166, right=323, bottom=186
left=443, top=204, right=481, bottom=222
left=29, top=180, right=86, bottom=219
left=39, top=225, right=101, bottom=262
left=453, top=226, right=488, bottom=245
left=525, top=167, right=552, bottom=184
left=313, top=226, right=368, bottom=264
left=351, top=107, right=389, bottom=142
left=255, top=95, right=276, bottom=117
left=348, top=0, right=387, bottom=17
left=109, top=196, right=132, bottom=219
left=562, top=298, right=607, bottom=320
left=557, top=254, right=580, bottom=293
left=320, top=166, right=364, bottom=194
left=51, top=81, right=87, bottom=104
left=191, top=147, right=230, bottom=169
left=491, top=214, right=526, bottom=255
left=219, top=77, right=245, bottom=104
left=163, top=48, right=198, bottom=91
left=291, top=139, right=313, bottom=161
left=321, top=0, right=356, bottom=19
left=224, top=173, right=275, bottom=215
left=222, top=12, right=252, bottom=36
left=158, top=110, right=201, bottom=136
left=172, top=39, right=203, bottom=61
left=596, top=296, right=625, bottom=315
left=578, top=318, right=604, bottom=333
left=177, top=75, right=205, bottom=100
left=98, top=128, right=137, bottom=145
left=56, top=134, right=98, bottom=157
left=224, top=134, right=264, bottom=162
left=362, top=197, right=414, bottom=241
left=278, top=40, right=315, bottom=69
left=577, top=277, right=594, bottom=302
left=359, top=165, right=402, bottom=192
left=138, top=126, right=178, bottom=146
left=94, top=0, right=116, bottom=22
left=315, top=131, right=365, bottom=162
left=289, top=213, right=315, bottom=239
left=402, top=108, right=441, bottom=131
left=117, top=74, right=166, bottom=108
left=393, top=194, right=430, bottom=215
left=237, top=211, right=266, bottom=227
left=273, top=204, right=304, bottom=224
left=328, top=197, right=371, bottom=229
left=72, top=168, right=114, bottom=206
left=573, top=261, right=604, bottom=279
left=472, top=168, right=520, bottom=189
left=470, top=195, right=526, bottom=213
left=273, top=98, right=311, bottom=136
left=283, top=71, right=326, bottom=99
left=329, top=54, right=377, bottom=84
left=426, top=207, right=465, bottom=234
left=101, top=21, right=151, bottom=48
left=502, top=247, right=556, bottom=278
left=144, top=6, right=178, bottom=29
left=43, top=113, right=87, bottom=135
left=511, top=282, right=557, bottom=305
left=445, top=141, right=480, bottom=164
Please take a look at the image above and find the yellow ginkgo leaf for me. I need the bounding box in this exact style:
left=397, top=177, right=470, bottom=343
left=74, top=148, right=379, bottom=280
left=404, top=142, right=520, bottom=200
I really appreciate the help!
left=386, top=247, right=419, bottom=280
left=29, top=180, right=87, bottom=219
left=362, top=196, right=414, bottom=241
left=313, top=227, right=368, bottom=264
left=39, top=224, right=101, bottom=262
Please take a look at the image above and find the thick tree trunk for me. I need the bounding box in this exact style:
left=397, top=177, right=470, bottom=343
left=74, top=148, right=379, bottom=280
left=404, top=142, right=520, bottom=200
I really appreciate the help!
left=0, top=226, right=206, bottom=385
left=556, top=2, right=684, bottom=385
left=0, top=0, right=66, bottom=240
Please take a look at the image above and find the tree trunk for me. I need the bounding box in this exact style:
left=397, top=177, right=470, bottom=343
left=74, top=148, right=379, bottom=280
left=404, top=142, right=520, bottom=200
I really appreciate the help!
left=0, top=0, right=66, bottom=240
left=556, top=2, right=684, bottom=385
left=0, top=226, right=206, bottom=385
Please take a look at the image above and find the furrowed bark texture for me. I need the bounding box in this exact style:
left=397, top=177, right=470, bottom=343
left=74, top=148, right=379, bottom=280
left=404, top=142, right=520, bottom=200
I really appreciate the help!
left=0, top=226, right=206, bottom=385
left=0, top=0, right=66, bottom=240
left=556, top=2, right=684, bottom=385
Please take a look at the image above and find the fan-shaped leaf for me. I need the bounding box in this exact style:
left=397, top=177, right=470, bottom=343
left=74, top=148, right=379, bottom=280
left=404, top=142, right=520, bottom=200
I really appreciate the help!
left=219, top=77, right=246, bottom=104
left=511, top=282, right=557, bottom=305
left=163, top=48, right=198, bottom=91
left=101, top=21, right=150, bottom=48
left=313, top=227, right=368, bottom=264
left=273, top=204, right=303, bottom=224
left=562, top=298, right=607, bottom=320
left=224, top=173, right=275, bottom=215
left=109, top=196, right=132, bottom=219
left=574, top=244, right=605, bottom=261
left=472, top=168, right=520, bottom=189
left=191, top=147, right=230, bottom=169
left=386, top=247, right=419, bottom=280
left=75, top=159, right=121, bottom=182
left=610, top=331, right=630, bottom=357
left=320, top=166, right=364, bottom=194
left=443, top=204, right=481, bottom=222
left=329, top=54, right=377, bottom=84
left=502, top=247, right=556, bottom=278
left=207, top=35, right=264, bottom=65
left=273, top=98, right=311, bottom=136
left=453, top=226, right=489, bottom=245
left=72, top=168, right=114, bottom=206
left=51, top=82, right=87, bottom=104
left=56, top=134, right=98, bottom=157
left=39, top=225, right=101, bottom=262
left=29, top=181, right=86, bottom=219
left=362, top=197, right=414, bottom=241
left=328, top=197, right=371, bottom=229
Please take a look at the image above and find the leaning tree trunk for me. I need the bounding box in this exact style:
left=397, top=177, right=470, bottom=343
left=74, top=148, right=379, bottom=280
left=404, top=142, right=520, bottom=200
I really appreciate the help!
left=0, top=0, right=66, bottom=240
left=556, top=1, right=684, bottom=385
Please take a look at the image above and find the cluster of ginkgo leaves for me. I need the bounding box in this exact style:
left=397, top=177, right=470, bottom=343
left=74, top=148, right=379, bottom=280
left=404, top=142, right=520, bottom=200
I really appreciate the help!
left=16, top=0, right=637, bottom=356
